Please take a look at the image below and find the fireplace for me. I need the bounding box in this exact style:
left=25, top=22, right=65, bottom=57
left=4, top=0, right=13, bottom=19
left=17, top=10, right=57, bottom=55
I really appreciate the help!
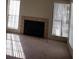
left=23, top=20, right=45, bottom=38
left=20, top=16, right=49, bottom=38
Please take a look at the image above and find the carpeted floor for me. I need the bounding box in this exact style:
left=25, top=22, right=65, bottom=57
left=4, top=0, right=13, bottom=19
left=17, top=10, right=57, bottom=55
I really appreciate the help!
left=6, top=33, right=72, bottom=59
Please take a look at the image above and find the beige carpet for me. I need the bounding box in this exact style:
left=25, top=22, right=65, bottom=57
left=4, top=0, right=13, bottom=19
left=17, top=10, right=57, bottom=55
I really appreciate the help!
left=6, top=33, right=72, bottom=59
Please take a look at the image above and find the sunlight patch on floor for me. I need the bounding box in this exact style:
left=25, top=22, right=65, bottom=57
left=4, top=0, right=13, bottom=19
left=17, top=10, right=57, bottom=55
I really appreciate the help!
left=6, top=33, right=25, bottom=59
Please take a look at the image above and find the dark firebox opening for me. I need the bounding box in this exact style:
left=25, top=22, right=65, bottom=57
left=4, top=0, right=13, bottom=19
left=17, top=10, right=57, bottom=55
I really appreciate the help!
left=23, top=20, right=45, bottom=38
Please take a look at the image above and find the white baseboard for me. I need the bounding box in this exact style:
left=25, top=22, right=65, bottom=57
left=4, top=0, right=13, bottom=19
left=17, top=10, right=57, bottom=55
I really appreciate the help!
left=67, top=40, right=73, bottom=57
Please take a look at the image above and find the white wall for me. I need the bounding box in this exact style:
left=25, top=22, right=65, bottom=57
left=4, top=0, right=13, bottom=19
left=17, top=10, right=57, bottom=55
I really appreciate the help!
left=20, top=0, right=52, bottom=18
left=69, top=3, right=73, bottom=49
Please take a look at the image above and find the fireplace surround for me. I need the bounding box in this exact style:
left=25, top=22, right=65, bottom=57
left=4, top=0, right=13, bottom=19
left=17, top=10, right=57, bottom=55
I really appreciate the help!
left=20, top=16, right=49, bottom=38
